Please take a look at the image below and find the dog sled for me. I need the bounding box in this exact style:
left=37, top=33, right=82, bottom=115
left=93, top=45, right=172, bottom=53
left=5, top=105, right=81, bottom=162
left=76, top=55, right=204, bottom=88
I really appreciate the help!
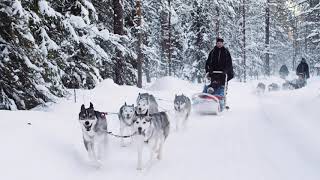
left=192, top=71, right=228, bottom=115
left=282, top=73, right=307, bottom=90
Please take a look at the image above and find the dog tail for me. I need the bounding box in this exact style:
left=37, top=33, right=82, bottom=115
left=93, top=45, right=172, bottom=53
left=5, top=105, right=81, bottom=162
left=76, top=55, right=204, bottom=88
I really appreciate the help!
left=161, top=112, right=170, bottom=139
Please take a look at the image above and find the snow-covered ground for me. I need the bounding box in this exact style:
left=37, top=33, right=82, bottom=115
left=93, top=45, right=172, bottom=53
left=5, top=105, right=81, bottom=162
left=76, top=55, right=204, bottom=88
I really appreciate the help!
left=1, top=76, right=320, bottom=180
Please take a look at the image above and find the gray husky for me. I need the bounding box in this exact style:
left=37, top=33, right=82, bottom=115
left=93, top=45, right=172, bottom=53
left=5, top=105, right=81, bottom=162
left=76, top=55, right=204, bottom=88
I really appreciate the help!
left=256, top=82, right=266, bottom=94
left=136, top=93, right=159, bottom=115
left=78, top=103, right=108, bottom=164
left=174, top=94, right=191, bottom=130
left=132, top=110, right=170, bottom=170
left=118, top=102, right=135, bottom=146
left=268, top=83, right=280, bottom=92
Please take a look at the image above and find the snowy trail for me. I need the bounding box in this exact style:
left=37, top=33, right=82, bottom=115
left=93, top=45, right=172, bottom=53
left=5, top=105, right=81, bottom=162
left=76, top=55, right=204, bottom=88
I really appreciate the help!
left=1, top=77, right=320, bottom=180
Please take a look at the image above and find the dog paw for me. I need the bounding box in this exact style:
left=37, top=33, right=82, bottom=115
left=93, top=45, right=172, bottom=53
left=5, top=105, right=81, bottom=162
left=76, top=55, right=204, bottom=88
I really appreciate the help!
left=89, top=160, right=102, bottom=168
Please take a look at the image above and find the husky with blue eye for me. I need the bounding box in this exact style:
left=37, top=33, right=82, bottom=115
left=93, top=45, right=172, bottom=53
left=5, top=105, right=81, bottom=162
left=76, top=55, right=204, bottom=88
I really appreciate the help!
left=78, top=102, right=108, bottom=165
left=132, top=110, right=170, bottom=170
left=118, top=102, right=135, bottom=146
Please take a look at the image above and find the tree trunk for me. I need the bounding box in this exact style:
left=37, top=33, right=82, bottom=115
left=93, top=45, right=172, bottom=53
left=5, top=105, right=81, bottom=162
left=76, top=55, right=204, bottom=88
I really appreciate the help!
left=215, top=1, right=220, bottom=37
left=293, top=16, right=297, bottom=71
left=160, top=2, right=170, bottom=76
left=242, top=0, right=246, bottom=82
left=168, top=0, right=172, bottom=76
left=196, top=4, right=202, bottom=83
left=136, top=0, right=143, bottom=88
left=113, top=0, right=124, bottom=85
left=265, top=0, right=270, bottom=76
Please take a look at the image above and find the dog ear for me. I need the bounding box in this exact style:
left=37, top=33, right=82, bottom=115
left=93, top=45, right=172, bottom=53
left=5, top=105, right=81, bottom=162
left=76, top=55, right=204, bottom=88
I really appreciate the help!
left=81, top=104, right=85, bottom=111
left=135, top=110, right=138, bottom=116
left=147, top=117, right=152, bottom=122
left=89, top=102, right=94, bottom=109
left=145, top=110, right=149, bottom=116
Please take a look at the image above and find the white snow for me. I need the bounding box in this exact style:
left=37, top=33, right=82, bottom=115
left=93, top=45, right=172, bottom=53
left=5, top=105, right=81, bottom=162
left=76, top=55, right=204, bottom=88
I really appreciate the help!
left=39, top=27, right=59, bottom=56
left=12, top=0, right=25, bottom=17
left=69, top=15, right=88, bottom=29
left=62, top=19, right=80, bottom=42
left=23, top=56, right=43, bottom=72
left=1, top=77, right=320, bottom=180
left=38, top=0, right=61, bottom=18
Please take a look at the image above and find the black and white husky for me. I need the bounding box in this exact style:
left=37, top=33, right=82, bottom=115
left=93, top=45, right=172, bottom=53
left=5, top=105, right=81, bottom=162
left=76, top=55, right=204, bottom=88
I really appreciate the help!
left=174, top=94, right=191, bottom=130
left=132, top=111, right=170, bottom=170
left=78, top=103, right=108, bottom=164
left=118, top=102, right=135, bottom=146
left=136, top=93, right=159, bottom=115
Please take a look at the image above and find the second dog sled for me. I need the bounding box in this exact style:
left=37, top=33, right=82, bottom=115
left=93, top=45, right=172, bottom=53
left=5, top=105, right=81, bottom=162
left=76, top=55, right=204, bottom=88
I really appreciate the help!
left=192, top=71, right=228, bottom=115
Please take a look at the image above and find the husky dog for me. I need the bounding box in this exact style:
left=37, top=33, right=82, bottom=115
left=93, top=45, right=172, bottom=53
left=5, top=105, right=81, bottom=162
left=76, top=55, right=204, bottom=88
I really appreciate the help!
left=136, top=93, right=159, bottom=115
left=78, top=103, right=108, bottom=164
left=132, top=111, right=170, bottom=170
left=174, top=94, right=191, bottom=130
left=256, top=82, right=266, bottom=94
left=268, top=83, right=280, bottom=92
left=282, top=81, right=295, bottom=90
left=118, top=102, right=135, bottom=146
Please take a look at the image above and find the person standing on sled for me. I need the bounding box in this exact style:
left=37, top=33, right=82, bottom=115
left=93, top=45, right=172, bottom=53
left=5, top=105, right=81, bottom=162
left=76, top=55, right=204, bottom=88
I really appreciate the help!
left=295, top=58, right=310, bottom=87
left=204, top=37, right=234, bottom=111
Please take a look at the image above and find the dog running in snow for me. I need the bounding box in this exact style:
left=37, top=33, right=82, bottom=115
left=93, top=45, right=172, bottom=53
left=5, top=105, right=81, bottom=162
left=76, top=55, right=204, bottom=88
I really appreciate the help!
left=118, top=102, right=135, bottom=146
left=132, top=110, right=170, bottom=170
left=174, top=94, right=191, bottom=130
left=78, top=102, right=108, bottom=165
left=136, top=93, right=159, bottom=115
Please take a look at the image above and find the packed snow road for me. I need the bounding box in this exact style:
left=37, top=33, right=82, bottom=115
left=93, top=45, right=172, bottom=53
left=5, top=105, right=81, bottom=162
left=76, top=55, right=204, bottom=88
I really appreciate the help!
left=0, top=77, right=319, bottom=180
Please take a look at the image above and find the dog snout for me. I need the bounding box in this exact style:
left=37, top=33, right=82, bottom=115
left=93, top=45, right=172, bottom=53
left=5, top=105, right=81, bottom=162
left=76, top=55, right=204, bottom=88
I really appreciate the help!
left=138, top=127, right=142, bottom=134
left=85, top=121, right=90, bottom=126
left=139, top=107, right=142, bottom=111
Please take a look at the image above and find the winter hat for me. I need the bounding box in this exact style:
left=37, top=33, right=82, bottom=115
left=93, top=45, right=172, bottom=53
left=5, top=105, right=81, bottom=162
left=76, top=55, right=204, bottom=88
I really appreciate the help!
left=216, top=37, right=224, bottom=43
left=301, top=58, right=306, bottom=62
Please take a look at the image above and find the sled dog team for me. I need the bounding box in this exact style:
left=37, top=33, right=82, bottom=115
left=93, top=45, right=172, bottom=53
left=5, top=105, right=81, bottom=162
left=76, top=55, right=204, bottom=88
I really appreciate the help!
left=78, top=93, right=191, bottom=170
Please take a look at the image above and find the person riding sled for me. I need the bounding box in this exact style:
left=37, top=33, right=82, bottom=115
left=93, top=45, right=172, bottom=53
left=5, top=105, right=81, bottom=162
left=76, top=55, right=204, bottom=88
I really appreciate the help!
left=295, top=58, right=310, bottom=87
left=203, top=37, right=234, bottom=111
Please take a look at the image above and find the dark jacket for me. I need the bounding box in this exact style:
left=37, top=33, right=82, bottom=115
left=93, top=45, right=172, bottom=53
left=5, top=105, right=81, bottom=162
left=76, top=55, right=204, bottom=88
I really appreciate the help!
left=296, top=61, right=310, bottom=79
left=205, top=46, right=234, bottom=85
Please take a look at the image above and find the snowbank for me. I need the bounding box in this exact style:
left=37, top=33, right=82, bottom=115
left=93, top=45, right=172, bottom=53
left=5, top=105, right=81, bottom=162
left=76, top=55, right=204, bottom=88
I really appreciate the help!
left=1, top=77, right=320, bottom=180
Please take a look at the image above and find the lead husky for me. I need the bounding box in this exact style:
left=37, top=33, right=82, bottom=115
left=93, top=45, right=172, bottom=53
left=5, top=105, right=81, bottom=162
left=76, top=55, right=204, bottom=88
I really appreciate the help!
left=174, top=94, right=191, bottom=130
left=136, top=93, right=159, bottom=115
left=118, top=102, right=135, bottom=146
left=78, top=103, right=108, bottom=164
left=132, top=110, right=170, bottom=170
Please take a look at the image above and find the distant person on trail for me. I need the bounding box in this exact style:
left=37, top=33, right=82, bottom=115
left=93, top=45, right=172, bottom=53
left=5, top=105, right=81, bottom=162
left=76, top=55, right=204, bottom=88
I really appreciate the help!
left=279, top=64, right=289, bottom=79
left=296, top=58, right=310, bottom=79
left=203, top=37, right=234, bottom=110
